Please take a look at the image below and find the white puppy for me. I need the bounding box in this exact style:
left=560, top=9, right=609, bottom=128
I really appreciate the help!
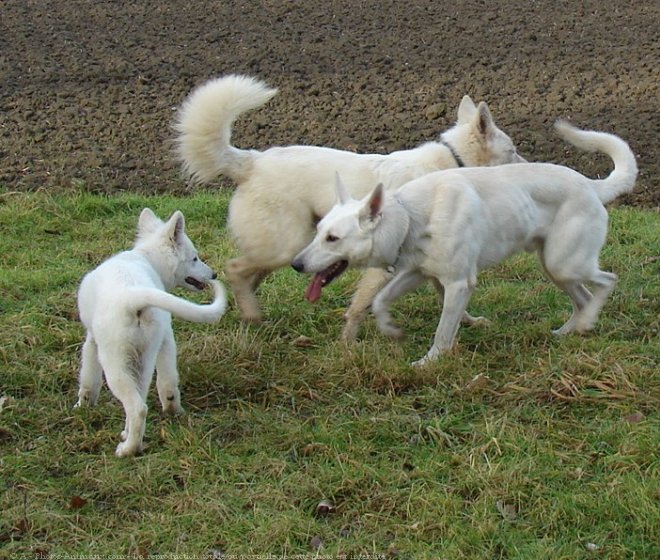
left=292, top=122, right=637, bottom=365
left=174, top=75, right=525, bottom=331
left=76, top=208, right=227, bottom=456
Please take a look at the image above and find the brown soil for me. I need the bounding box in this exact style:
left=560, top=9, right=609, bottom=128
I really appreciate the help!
left=1, top=0, right=658, bottom=208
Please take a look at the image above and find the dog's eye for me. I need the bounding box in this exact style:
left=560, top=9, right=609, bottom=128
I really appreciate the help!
left=193, top=256, right=199, bottom=262
left=326, top=234, right=339, bottom=243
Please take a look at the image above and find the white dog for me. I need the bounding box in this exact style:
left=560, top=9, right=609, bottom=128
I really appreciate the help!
left=174, top=75, right=525, bottom=332
left=76, top=208, right=227, bottom=456
left=292, top=121, right=637, bottom=365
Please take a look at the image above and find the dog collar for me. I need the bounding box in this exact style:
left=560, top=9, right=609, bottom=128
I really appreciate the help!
left=386, top=196, right=407, bottom=274
left=440, top=138, right=465, bottom=168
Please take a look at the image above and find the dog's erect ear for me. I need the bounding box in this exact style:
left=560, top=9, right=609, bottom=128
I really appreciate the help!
left=137, top=208, right=162, bottom=235
left=475, top=102, right=494, bottom=137
left=335, top=172, right=352, bottom=205
left=359, top=183, right=384, bottom=228
left=165, top=211, right=186, bottom=246
left=457, top=95, right=477, bottom=124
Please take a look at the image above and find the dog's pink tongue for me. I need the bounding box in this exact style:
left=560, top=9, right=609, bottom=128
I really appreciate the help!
left=305, top=274, right=324, bottom=303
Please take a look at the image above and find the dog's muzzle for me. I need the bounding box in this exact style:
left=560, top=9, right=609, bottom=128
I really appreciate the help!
left=291, top=259, right=305, bottom=273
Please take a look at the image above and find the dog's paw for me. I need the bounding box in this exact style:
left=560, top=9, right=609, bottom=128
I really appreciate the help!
left=412, top=352, right=439, bottom=367
left=340, top=322, right=360, bottom=342
left=162, top=402, right=184, bottom=416
left=115, top=440, right=143, bottom=458
left=74, top=392, right=95, bottom=408
left=379, top=322, right=405, bottom=340
left=575, top=319, right=596, bottom=334
left=411, top=357, right=429, bottom=368
left=552, top=322, right=581, bottom=336
left=462, top=313, right=490, bottom=327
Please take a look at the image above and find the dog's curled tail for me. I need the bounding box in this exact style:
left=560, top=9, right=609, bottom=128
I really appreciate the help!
left=174, top=75, right=278, bottom=184
left=554, top=120, right=638, bottom=205
left=128, top=280, right=227, bottom=323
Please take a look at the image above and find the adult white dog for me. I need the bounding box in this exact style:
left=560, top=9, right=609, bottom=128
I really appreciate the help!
left=76, top=208, right=227, bottom=457
left=292, top=121, right=637, bottom=365
left=174, top=75, right=525, bottom=329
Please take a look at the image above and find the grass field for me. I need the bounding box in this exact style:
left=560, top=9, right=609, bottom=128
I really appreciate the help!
left=0, top=190, right=658, bottom=559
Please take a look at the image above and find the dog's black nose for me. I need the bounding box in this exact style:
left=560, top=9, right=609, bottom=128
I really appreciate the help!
left=212, top=272, right=218, bottom=280
left=291, top=259, right=305, bottom=273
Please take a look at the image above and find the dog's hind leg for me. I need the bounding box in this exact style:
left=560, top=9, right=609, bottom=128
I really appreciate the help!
left=99, top=350, right=148, bottom=457
left=372, top=269, right=427, bottom=340
left=415, top=279, right=473, bottom=366
left=75, top=332, right=103, bottom=407
left=541, top=218, right=614, bottom=335
left=156, top=328, right=183, bottom=415
left=552, top=282, right=592, bottom=335
left=575, top=271, right=617, bottom=333
left=225, top=256, right=271, bottom=323
left=342, top=268, right=393, bottom=340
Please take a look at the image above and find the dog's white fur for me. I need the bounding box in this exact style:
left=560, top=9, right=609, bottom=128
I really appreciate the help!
left=76, top=208, right=227, bottom=457
left=174, top=75, right=525, bottom=329
left=292, top=121, right=637, bottom=365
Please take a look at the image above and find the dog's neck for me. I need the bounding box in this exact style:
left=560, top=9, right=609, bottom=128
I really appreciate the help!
left=368, top=196, right=412, bottom=270
left=133, top=245, right=176, bottom=292
left=439, top=136, right=465, bottom=168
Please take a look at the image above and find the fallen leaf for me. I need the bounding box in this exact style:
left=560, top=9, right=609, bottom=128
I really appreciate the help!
left=315, top=499, right=335, bottom=517
left=387, top=543, right=401, bottom=558
left=624, top=411, right=645, bottom=423
left=496, top=500, right=517, bottom=521
left=466, top=373, right=490, bottom=392
left=0, top=395, right=14, bottom=413
left=133, top=546, right=149, bottom=560
left=12, top=518, right=30, bottom=536
left=292, top=335, right=315, bottom=348
left=69, top=496, right=87, bottom=510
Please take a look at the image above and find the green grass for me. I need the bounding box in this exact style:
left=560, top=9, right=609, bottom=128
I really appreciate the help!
left=0, top=190, right=658, bottom=559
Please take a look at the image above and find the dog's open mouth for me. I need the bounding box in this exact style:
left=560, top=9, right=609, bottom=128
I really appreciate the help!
left=305, top=260, right=349, bottom=303
left=185, top=276, right=207, bottom=290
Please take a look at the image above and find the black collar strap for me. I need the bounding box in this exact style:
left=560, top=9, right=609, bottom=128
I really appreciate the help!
left=440, top=138, right=465, bottom=168
left=386, top=196, right=407, bottom=274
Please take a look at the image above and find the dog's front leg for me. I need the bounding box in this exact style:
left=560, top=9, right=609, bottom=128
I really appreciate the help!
left=414, top=279, right=472, bottom=366
left=225, top=257, right=270, bottom=323
left=156, top=329, right=183, bottom=415
left=429, top=277, right=489, bottom=326
left=342, top=267, right=394, bottom=340
left=373, top=269, right=426, bottom=340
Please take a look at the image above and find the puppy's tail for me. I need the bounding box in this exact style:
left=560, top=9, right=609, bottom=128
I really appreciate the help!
left=554, top=120, right=638, bottom=204
left=127, top=280, right=227, bottom=323
left=174, top=75, right=278, bottom=184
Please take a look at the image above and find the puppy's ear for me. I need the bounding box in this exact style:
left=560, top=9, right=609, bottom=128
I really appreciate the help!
left=457, top=95, right=477, bottom=124
left=359, top=183, right=384, bottom=228
left=475, top=102, right=494, bottom=137
left=165, top=211, right=186, bottom=246
left=137, top=208, right=162, bottom=236
left=335, top=172, right=352, bottom=205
